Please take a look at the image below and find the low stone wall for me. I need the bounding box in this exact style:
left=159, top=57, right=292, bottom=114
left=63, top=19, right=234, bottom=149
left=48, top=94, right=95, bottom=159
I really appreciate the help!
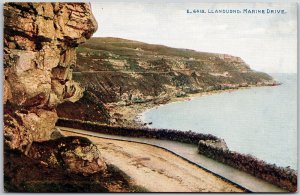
left=198, top=141, right=297, bottom=192
left=57, top=118, right=297, bottom=192
left=57, top=118, right=219, bottom=145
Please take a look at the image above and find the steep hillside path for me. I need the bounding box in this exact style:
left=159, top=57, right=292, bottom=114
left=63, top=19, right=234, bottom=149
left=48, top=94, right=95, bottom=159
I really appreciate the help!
left=59, top=126, right=286, bottom=192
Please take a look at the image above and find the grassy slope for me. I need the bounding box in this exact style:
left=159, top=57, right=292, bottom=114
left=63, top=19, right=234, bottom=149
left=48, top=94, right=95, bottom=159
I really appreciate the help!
left=57, top=37, right=274, bottom=123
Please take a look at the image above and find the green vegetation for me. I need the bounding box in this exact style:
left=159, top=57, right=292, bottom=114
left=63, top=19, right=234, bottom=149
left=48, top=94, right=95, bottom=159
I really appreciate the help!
left=81, top=37, right=215, bottom=60
left=125, top=59, right=144, bottom=71
left=73, top=36, right=275, bottom=104
left=172, top=74, right=191, bottom=87
left=58, top=37, right=276, bottom=124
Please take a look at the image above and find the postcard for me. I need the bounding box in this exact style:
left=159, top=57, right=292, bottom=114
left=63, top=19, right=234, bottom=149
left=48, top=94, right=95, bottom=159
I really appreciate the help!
left=3, top=1, right=298, bottom=192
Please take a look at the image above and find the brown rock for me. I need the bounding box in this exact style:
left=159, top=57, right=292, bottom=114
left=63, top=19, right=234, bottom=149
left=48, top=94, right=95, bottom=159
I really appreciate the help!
left=50, top=127, right=65, bottom=140
left=59, top=48, right=76, bottom=67
left=3, top=2, right=105, bottom=181
left=27, top=136, right=107, bottom=175
left=37, top=45, right=60, bottom=70
left=51, top=80, right=65, bottom=96
left=15, top=109, right=58, bottom=142
left=32, top=3, right=55, bottom=19
left=7, top=49, right=37, bottom=74
left=48, top=93, right=62, bottom=107
left=7, top=69, right=52, bottom=106
left=3, top=80, right=12, bottom=104
left=4, top=114, right=32, bottom=151
left=14, top=35, right=36, bottom=50
left=51, top=66, right=70, bottom=80
left=54, top=3, right=98, bottom=42
left=4, top=5, right=35, bottom=36
left=36, top=16, right=55, bottom=40
left=63, top=80, right=84, bottom=102
left=62, top=143, right=107, bottom=175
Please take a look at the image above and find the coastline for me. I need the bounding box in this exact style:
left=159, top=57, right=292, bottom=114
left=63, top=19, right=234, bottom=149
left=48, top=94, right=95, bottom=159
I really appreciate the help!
left=55, top=82, right=299, bottom=191
left=56, top=114, right=297, bottom=192
left=108, top=85, right=261, bottom=128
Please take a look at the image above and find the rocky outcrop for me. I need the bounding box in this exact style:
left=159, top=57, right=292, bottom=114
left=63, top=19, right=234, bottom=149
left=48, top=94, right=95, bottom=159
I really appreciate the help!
left=27, top=136, right=107, bottom=176
left=4, top=2, right=97, bottom=151
left=57, top=90, right=111, bottom=124
left=3, top=2, right=112, bottom=192
left=4, top=148, right=137, bottom=192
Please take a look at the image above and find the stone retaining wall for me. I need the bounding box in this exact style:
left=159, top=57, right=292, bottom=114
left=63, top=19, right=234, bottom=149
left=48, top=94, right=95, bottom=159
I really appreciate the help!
left=57, top=118, right=219, bottom=144
left=57, top=118, right=297, bottom=192
left=198, top=141, right=297, bottom=192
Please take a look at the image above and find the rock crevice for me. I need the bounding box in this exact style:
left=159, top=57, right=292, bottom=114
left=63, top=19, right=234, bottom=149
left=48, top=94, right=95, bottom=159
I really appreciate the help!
left=4, top=2, right=97, bottom=150
left=4, top=3, right=109, bottom=187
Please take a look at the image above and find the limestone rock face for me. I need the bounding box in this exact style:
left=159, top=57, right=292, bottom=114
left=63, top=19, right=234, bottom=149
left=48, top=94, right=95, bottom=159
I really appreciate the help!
left=3, top=2, right=97, bottom=150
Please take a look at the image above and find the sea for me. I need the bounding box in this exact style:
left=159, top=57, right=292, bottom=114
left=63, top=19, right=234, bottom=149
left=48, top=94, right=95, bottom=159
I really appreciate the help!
left=141, top=73, right=297, bottom=169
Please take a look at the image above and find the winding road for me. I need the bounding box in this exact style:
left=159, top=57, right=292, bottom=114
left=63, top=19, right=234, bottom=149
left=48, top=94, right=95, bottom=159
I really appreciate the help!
left=59, top=126, right=287, bottom=192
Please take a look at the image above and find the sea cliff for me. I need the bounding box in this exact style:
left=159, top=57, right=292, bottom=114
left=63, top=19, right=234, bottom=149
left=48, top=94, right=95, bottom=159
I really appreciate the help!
left=3, top=3, right=136, bottom=192
left=57, top=37, right=278, bottom=125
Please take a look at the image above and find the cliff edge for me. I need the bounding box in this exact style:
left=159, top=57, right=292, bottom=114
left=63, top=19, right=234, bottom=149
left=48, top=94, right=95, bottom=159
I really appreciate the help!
left=3, top=3, right=134, bottom=192
left=57, top=37, right=277, bottom=124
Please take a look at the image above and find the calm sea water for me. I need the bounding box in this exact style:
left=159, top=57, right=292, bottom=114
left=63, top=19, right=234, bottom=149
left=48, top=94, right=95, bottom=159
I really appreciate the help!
left=142, top=73, right=297, bottom=169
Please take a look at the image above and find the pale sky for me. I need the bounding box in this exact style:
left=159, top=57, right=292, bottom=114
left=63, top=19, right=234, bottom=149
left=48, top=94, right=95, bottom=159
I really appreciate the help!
left=91, top=2, right=297, bottom=73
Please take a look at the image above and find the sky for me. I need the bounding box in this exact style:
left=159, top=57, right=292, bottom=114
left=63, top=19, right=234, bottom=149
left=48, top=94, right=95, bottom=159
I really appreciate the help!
left=90, top=2, right=297, bottom=73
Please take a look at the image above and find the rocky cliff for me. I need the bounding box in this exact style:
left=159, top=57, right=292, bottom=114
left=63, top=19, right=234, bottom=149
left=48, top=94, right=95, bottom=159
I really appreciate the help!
left=57, top=37, right=277, bottom=124
left=3, top=2, right=127, bottom=192
left=4, top=2, right=98, bottom=150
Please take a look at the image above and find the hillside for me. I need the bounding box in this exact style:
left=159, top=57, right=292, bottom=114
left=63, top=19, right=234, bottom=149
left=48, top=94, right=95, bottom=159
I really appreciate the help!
left=57, top=37, right=276, bottom=124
